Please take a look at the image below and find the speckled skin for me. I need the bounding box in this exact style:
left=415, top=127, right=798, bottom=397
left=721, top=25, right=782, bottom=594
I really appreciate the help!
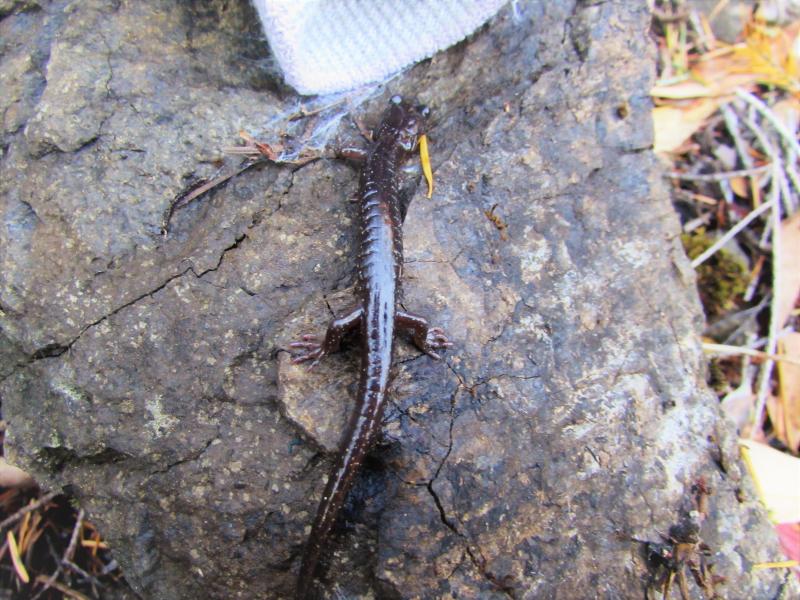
left=290, top=97, right=450, bottom=599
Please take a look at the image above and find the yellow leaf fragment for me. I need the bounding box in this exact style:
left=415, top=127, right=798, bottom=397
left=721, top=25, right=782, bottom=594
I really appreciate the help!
left=419, top=134, right=433, bottom=199
left=729, top=176, right=749, bottom=198
left=740, top=439, right=800, bottom=523
left=6, top=530, right=30, bottom=583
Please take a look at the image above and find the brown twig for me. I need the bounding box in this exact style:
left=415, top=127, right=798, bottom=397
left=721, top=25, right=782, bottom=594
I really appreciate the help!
left=752, top=163, right=784, bottom=437
left=484, top=204, right=510, bottom=240
left=733, top=97, right=795, bottom=436
left=64, top=509, right=85, bottom=564
left=160, top=161, right=264, bottom=234
left=666, top=164, right=771, bottom=182
left=31, top=565, right=61, bottom=600
left=690, top=197, right=774, bottom=267
left=161, top=131, right=323, bottom=234
left=736, top=89, right=800, bottom=156
left=703, top=342, right=800, bottom=366
left=64, top=559, right=99, bottom=587
left=0, top=491, right=58, bottom=532
left=34, top=575, right=91, bottom=600
left=720, top=104, right=755, bottom=170
left=30, top=508, right=85, bottom=600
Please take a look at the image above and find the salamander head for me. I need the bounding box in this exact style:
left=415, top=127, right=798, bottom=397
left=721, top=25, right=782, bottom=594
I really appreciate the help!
left=382, top=95, right=430, bottom=152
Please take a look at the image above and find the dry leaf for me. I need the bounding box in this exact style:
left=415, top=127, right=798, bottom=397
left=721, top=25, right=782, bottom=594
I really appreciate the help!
left=0, top=458, right=35, bottom=489
left=741, top=439, right=800, bottom=522
left=653, top=98, right=719, bottom=153
left=652, top=46, right=758, bottom=100
left=652, top=19, right=800, bottom=100
left=722, top=381, right=755, bottom=429
left=775, top=332, right=800, bottom=452
left=767, top=393, right=791, bottom=451
left=777, top=212, right=800, bottom=328
left=692, top=48, right=762, bottom=96
left=736, top=19, right=800, bottom=93
left=651, top=79, right=718, bottom=100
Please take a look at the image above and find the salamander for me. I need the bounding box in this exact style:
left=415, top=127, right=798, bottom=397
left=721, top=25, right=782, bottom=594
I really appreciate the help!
left=290, top=96, right=451, bottom=599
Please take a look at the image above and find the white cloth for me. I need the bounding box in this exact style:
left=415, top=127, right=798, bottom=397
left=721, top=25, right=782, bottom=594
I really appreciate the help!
left=252, top=0, right=507, bottom=95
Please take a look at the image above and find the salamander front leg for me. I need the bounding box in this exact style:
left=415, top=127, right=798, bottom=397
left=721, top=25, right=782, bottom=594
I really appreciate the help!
left=335, top=147, right=368, bottom=168
left=396, top=310, right=452, bottom=359
left=290, top=307, right=363, bottom=367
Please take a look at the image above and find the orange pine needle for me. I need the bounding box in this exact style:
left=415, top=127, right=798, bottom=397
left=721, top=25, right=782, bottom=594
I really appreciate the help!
left=6, top=530, right=30, bottom=583
left=419, top=134, right=434, bottom=199
left=18, top=511, right=31, bottom=553
left=81, top=539, right=109, bottom=550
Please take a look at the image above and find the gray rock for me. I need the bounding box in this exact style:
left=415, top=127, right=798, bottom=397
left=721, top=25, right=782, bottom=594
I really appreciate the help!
left=1, top=1, right=795, bottom=599
left=688, top=0, right=755, bottom=43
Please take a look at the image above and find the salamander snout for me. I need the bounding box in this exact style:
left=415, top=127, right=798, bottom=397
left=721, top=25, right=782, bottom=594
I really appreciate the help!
left=386, top=96, right=430, bottom=152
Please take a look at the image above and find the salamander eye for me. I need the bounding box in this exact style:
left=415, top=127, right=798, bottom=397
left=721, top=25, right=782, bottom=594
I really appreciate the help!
left=390, top=95, right=403, bottom=105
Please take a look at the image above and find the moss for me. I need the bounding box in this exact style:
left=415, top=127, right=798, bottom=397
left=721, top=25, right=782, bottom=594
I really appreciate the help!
left=681, top=229, right=749, bottom=317
left=707, top=358, right=730, bottom=395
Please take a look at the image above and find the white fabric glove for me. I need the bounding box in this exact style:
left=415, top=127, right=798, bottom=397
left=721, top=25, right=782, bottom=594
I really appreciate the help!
left=251, top=0, right=507, bottom=95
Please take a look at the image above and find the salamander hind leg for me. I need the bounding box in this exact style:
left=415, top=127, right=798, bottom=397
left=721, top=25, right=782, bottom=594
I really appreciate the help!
left=290, top=307, right=363, bottom=367
left=396, top=310, right=452, bottom=359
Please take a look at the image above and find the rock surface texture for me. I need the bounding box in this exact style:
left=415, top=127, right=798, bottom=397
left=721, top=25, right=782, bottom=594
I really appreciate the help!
left=0, top=1, right=795, bottom=599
